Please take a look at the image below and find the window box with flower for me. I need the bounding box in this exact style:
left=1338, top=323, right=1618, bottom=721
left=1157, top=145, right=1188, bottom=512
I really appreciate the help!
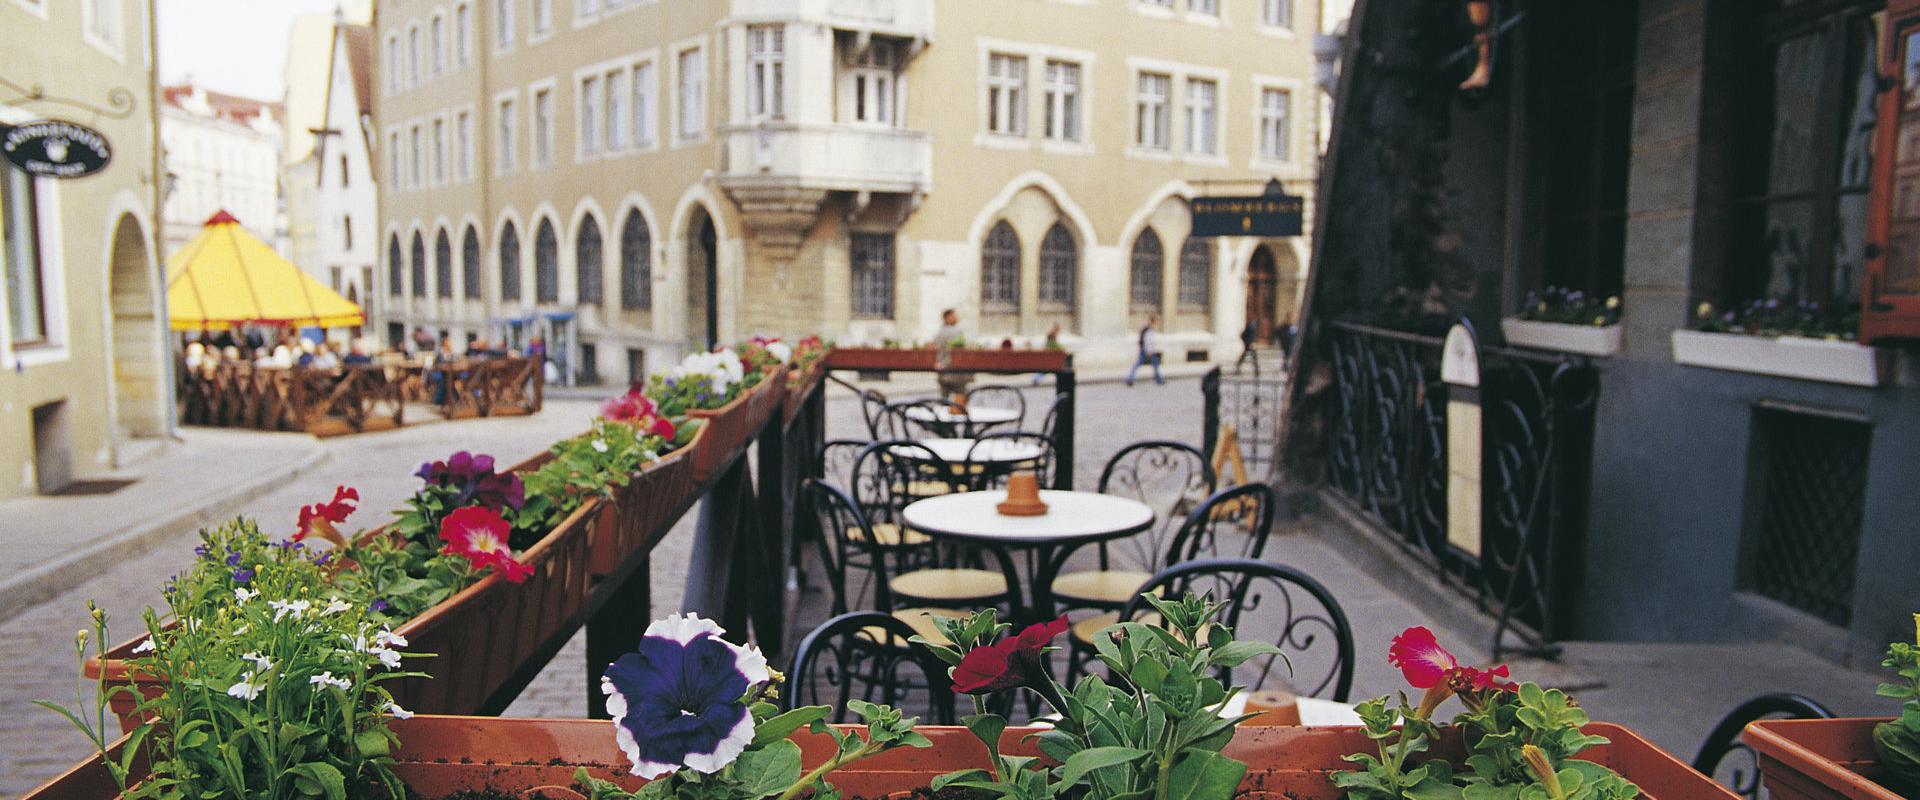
left=782, top=337, right=832, bottom=425
left=1502, top=288, right=1624, bottom=357
left=649, top=346, right=789, bottom=481
left=823, top=345, right=940, bottom=372
left=1672, top=300, right=1886, bottom=387
left=1743, top=614, right=1920, bottom=800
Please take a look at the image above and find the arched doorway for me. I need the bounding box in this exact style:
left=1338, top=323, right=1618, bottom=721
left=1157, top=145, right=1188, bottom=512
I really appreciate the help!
left=1246, top=245, right=1278, bottom=343
left=107, top=213, right=164, bottom=443
left=686, top=207, right=717, bottom=348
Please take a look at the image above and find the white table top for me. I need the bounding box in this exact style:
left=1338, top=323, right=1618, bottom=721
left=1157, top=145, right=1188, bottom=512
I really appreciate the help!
left=1216, top=693, right=1365, bottom=726
left=902, top=490, right=1153, bottom=544
left=904, top=405, right=1021, bottom=424
left=892, top=438, right=1043, bottom=464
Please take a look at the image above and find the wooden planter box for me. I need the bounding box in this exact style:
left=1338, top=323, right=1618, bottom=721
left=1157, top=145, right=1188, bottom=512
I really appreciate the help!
left=1672, top=330, right=1886, bottom=387
left=1501, top=318, right=1623, bottom=357
left=1746, top=718, right=1915, bottom=800
left=949, top=348, right=1071, bottom=373
left=24, top=718, right=1733, bottom=799
left=823, top=347, right=938, bottom=372
left=591, top=434, right=699, bottom=580
left=782, top=354, right=830, bottom=426
left=83, top=452, right=601, bottom=732
left=685, top=367, right=788, bottom=482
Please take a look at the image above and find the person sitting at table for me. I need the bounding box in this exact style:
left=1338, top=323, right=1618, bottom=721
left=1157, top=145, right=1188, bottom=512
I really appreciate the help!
left=342, top=339, right=374, bottom=367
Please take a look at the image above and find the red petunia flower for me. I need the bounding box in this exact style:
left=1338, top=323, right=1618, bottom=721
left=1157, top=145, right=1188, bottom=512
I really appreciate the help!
left=648, top=416, right=676, bottom=441
left=439, top=506, right=532, bottom=583
left=295, top=485, right=358, bottom=547
left=1388, top=626, right=1458, bottom=690
left=601, top=390, right=659, bottom=423
left=952, top=616, right=1067, bottom=694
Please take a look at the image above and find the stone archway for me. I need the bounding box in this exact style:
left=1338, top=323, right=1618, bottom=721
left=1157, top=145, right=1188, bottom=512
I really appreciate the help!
left=1247, top=245, right=1278, bottom=343
left=686, top=206, right=717, bottom=348
left=107, top=213, right=165, bottom=442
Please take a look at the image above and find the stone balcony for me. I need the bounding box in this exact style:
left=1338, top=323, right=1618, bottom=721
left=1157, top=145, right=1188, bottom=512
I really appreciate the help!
left=717, top=122, right=932, bottom=258
left=730, top=0, right=934, bottom=41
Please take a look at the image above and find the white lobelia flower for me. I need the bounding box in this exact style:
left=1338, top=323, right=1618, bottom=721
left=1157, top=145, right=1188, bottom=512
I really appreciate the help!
left=384, top=701, right=414, bottom=720
left=240, top=651, right=273, bottom=672
left=320, top=596, right=352, bottom=616
left=591, top=438, right=610, bottom=453
left=234, top=587, right=258, bottom=602
left=308, top=671, right=352, bottom=691
left=374, top=629, right=408, bottom=648
left=227, top=672, right=265, bottom=701
left=268, top=599, right=311, bottom=622
left=369, top=647, right=402, bottom=668
left=131, top=638, right=156, bottom=654
left=600, top=613, right=771, bottom=779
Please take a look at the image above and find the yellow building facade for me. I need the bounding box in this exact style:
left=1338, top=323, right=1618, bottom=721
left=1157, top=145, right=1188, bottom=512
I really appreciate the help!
left=0, top=0, right=167, bottom=497
left=375, top=0, right=1315, bottom=382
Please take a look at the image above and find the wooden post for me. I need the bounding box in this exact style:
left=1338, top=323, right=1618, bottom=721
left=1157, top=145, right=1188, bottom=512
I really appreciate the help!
left=584, top=555, right=649, bottom=719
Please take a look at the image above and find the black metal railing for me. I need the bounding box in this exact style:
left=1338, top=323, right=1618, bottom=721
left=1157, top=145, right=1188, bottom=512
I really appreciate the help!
left=1322, top=320, right=1597, bottom=659
left=1201, top=365, right=1289, bottom=480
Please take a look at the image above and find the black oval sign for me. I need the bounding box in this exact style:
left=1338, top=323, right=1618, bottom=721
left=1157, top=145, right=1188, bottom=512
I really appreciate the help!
left=0, top=119, right=112, bottom=179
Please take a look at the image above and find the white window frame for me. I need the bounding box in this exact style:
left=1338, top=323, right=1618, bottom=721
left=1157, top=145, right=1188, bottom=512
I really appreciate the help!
left=430, top=11, right=447, bottom=77
left=1128, top=57, right=1229, bottom=164
left=386, top=33, right=403, bottom=93
left=494, top=91, right=519, bottom=174
left=11, top=0, right=49, bottom=20
left=407, top=23, right=422, bottom=87
left=432, top=114, right=448, bottom=185
left=578, top=72, right=602, bottom=158
left=494, top=0, right=516, bottom=51
left=531, top=79, right=557, bottom=166
left=530, top=0, right=553, bottom=40
left=454, top=2, right=474, bottom=67
left=604, top=67, right=626, bottom=153
left=1185, top=0, right=1221, bottom=21
left=842, top=39, right=900, bottom=126
left=1133, top=72, right=1171, bottom=155
left=82, top=0, right=124, bottom=60
left=631, top=55, right=659, bottom=150
left=1184, top=77, right=1219, bottom=157
left=1132, top=0, right=1176, bottom=18
left=1259, top=0, right=1296, bottom=33
left=388, top=127, right=403, bottom=186
left=409, top=123, right=425, bottom=188
left=0, top=136, right=70, bottom=365
left=1250, top=75, right=1305, bottom=172
left=673, top=40, right=707, bottom=146
left=983, top=52, right=1027, bottom=138
left=1043, top=59, right=1083, bottom=145
left=455, top=106, right=475, bottom=181
left=747, top=24, right=786, bottom=121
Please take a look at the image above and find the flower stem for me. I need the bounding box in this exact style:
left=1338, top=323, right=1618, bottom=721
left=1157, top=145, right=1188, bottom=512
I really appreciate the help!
left=775, top=740, right=881, bottom=800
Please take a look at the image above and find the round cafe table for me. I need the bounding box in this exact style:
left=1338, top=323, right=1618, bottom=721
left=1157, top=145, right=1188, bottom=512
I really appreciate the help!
left=890, top=437, right=1044, bottom=465
left=903, top=405, right=1021, bottom=437
left=901, top=490, right=1153, bottom=620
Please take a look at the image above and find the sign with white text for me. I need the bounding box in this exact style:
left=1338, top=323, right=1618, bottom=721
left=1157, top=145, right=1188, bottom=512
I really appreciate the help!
left=0, top=120, right=113, bottom=179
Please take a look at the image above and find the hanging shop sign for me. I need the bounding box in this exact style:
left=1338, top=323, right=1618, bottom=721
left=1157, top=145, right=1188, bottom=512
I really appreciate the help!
left=0, top=119, right=113, bottom=179
left=1191, top=180, right=1303, bottom=237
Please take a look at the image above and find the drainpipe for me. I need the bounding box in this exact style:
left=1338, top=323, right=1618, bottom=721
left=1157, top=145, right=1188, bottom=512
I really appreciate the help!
left=148, top=0, right=181, bottom=443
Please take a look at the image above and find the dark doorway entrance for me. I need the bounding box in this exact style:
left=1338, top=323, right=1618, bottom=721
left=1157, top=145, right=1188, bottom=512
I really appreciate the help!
left=1247, top=246, right=1277, bottom=342
left=687, top=209, right=718, bottom=348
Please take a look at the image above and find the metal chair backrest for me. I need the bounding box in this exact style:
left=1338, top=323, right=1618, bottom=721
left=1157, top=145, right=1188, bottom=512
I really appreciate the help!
left=966, top=432, right=1057, bottom=490
left=1121, top=557, right=1356, bottom=701
left=818, top=439, right=868, bottom=490
left=802, top=478, right=902, bottom=613
left=1039, top=392, right=1070, bottom=442
left=965, top=384, right=1028, bottom=432
left=786, top=611, right=957, bottom=724
left=878, top=399, right=947, bottom=440
left=1097, top=441, right=1217, bottom=569
left=851, top=439, right=961, bottom=525
left=1162, top=482, right=1280, bottom=569
left=1692, top=693, right=1834, bottom=799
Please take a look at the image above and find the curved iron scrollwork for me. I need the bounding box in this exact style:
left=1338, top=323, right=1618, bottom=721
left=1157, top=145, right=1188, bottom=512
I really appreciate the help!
left=1326, top=322, right=1449, bottom=560
left=0, top=77, right=138, bottom=120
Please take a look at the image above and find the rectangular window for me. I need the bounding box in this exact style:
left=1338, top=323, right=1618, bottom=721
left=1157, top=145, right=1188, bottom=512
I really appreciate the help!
left=85, top=0, right=120, bottom=50
left=850, top=41, right=897, bottom=124
left=1136, top=72, right=1170, bottom=149
left=678, top=47, right=705, bottom=141
left=534, top=87, right=554, bottom=165
left=632, top=61, right=656, bottom=146
left=496, top=98, right=517, bottom=172
left=605, top=69, right=625, bottom=151
left=1185, top=78, right=1217, bottom=155
left=1262, top=0, right=1292, bottom=28
left=1189, top=0, right=1218, bottom=15
left=432, top=118, right=447, bottom=183
left=1259, top=87, right=1291, bottom=161
left=456, top=110, right=473, bottom=180
left=747, top=25, right=786, bottom=120
left=495, top=0, right=514, bottom=46
left=1044, top=60, right=1081, bottom=142
left=850, top=233, right=895, bottom=319
left=455, top=4, right=472, bottom=66
left=986, top=53, right=1027, bottom=136
left=389, top=130, right=403, bottom=185
left=532, top=0, right=551, bottom=34
left=431, top=15, right=445, bottom=76
left=409, top=125, right=424, bottom=186
left=2, top=167, right=47, bottom=345
left=387, top=35, right=402, bottom=92
left=340, top=155, right=349, bottom=187
left=1743, top=409, right=1871, bottom=626
left=407, top=26, right=421, bottom=85
left=580, top=75, right=601, bottom=156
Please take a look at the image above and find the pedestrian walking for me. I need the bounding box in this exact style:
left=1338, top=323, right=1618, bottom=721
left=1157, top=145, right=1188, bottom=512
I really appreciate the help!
left=1126, top=314, right=1165, bottom=387
left=1234, top=319, right=1259, bottom=374
left=1276, top=317, right=1297, bottom=370
left=933, top=308, right=973, bottom=402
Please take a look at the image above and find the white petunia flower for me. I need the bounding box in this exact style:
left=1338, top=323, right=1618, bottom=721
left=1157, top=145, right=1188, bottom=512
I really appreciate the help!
left=234, top=587, right=259, bottom=602
left=591, top=439, right=609, bottom=453
left=226, top=672, right=264, bottom=700
left=766, top=341, right=792, bottom=363
left=131, top=638, right=156, bottom=654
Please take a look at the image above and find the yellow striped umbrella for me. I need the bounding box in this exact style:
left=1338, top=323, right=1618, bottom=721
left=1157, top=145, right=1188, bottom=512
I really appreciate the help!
left=165, top=210, right=364, bottom=331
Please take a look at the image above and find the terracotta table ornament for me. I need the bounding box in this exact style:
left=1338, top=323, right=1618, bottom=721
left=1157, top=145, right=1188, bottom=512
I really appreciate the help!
left=996, top=471, right=1050, bottom=516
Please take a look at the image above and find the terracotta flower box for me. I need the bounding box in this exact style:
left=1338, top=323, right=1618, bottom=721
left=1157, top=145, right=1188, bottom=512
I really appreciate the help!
left=1672, top=329, right=1886, bottom=387
left=1746, top=717, right=1913, bottom=800
left=1501, top=318, right=1623, bottom=357
left=782, top=354, right=830, bottom=426
left=685, top=366, right=788, bottom=482
left=948, top=348, right=1071, bottom=373
left=23, top=717, right=1730, bottom=800
left=84, top=451, right=601, bottom=732
left=591, top=432, right=699, bottom=580
left=823, top=346, right=939, bottom=372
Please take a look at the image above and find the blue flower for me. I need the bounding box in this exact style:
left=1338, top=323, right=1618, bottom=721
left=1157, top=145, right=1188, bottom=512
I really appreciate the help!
left=226, top=551, right=242, bottom=566
left=233, top=568, right=254, bottom=584
left=314, top=551, right=333, bottom=566
left=600, top=614, right=770, bottom=779
left=370, top=598, right=389, bottom=613
left=194, top=544, right=210, bottom=558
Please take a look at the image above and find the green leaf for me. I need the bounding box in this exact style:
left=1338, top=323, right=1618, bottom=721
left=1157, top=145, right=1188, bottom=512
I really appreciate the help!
left=286, top=761, right=347, bottom=800
left=354, top=728, right=391, bottom=758
left=752, top=705, right=831, bottom=747
left=964, top=713, right=1009, bottom=755
left=733, top=738, right=803, bottom=796
left=1058, top=746, right=1150, bottom=787
left=1210, top=640, right=1286, bottom=668
left=1163, top=750, right=1248, bottom=800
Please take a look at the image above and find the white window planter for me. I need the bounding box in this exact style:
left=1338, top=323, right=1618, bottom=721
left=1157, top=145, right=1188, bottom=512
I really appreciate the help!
left=1670, top=329, right=1886, bottom=387
left=1500, top=318, right=1622, bottom=357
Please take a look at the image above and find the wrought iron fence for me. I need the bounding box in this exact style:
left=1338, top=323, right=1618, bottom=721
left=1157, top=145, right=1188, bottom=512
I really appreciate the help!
left=1747, top=408, right=1870, bottom=627
left=1201, top=366, right=1289, bottom=481
left=1322, top=320, right=1597, bottom=659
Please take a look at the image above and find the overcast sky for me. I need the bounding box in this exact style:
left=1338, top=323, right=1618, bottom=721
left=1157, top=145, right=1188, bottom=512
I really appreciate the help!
left=157, top=0, right=364, bottom=100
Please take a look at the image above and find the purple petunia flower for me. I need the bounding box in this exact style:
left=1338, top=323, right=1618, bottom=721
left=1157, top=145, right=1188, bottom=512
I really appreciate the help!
left=233, top=568, right=254, bottom=584
left=226, top=551, right=242, bottom=566
left=601, top=614, right=770, bottom=779
left=370, top=598, right=390, bottom=613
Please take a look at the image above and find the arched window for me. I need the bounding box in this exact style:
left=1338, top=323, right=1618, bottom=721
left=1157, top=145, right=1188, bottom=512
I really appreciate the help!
left=461, top=226, right=482, bottom=299
left=1038, top=222, right=1076, bottom=310
left=410, top=232, right=426, bottom=298
left=434, top=229, right=453, bottom=298
left=499, top=222, right=521, bottom=301
left=981, top=221, right=1020, bottom=312
left=1178, top=236, right=1211, bottom=311
left=1129, top=228, right=1163, bottom=311
left=576, top=214, right=604, bottom=305
left=620, top=211, right=652, bottom=310
left=534, top=218, right=558, bottom=303
left=387, top=235, right=403, bottom=297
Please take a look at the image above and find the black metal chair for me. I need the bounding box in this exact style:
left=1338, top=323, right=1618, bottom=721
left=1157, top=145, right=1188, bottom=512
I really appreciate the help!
left=1039, top=392, right=1070, bottom=443
left=1070, top=557, right=1355, bottom=700
left=802, top=479, right=1021, bottom=639
left=964, top=431, right=1058, bottom=490
left=1054, top=482, right=1278, bottom=615
left=1082, top=441, right=1217, bottom=581
left=828, top=375, right=890, bottom=440
left=878, top=398, right=950, bottom=440
left=818, top=439, right=868, bottom=490
left=1692, top=693, right=1834, bottom=799
left=965, top=384, right=1028, bottom=434
left=786, top=611, right=957, bottom=724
